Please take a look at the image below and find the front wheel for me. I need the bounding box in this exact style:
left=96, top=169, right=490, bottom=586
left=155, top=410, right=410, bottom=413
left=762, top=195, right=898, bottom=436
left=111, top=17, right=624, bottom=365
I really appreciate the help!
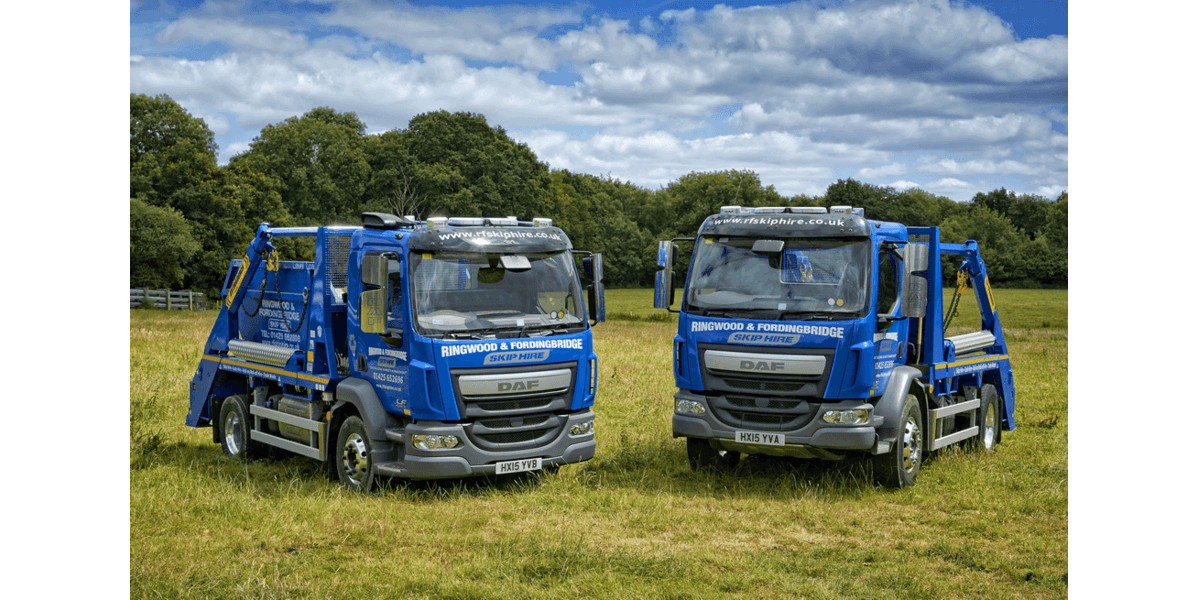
left=873, top=393, right=923, bottom=488
left=686, top=437, right=740, bottom=472
left=336, top=416, right=375, bottom=492
left=219, top=395, right=260, bottom=460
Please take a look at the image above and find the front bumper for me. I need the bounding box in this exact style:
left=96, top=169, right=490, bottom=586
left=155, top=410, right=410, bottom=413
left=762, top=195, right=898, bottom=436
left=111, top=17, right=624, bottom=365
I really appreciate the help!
left=377, top=409, right=596, bottom=479
left=671, top=390, right=881, bottom=459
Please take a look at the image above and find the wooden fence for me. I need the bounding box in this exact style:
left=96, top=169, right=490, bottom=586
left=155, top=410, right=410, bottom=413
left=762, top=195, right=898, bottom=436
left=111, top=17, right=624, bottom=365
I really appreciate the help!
left=130, top=289, right=209, bottom=311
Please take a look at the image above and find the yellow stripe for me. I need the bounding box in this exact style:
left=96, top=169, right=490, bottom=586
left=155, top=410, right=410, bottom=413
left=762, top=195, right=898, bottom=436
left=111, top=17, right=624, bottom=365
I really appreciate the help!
left=201, top=355, right=331, bottom=385
left=942, top=354, right=1009, bottom=369
left=984, top=276, right=996, bottom=313
left=225, top=255, right=250, bottom=309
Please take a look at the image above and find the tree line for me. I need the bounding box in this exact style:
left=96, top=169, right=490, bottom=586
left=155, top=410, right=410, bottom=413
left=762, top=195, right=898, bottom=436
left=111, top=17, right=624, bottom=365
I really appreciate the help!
left=130, top=93, right=1067, bottom=297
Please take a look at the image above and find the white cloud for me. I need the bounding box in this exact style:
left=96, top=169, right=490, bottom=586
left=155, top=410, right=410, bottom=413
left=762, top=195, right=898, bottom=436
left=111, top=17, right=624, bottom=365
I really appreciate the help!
left=129, top=0, right=1067, bottom=200
left=155, top=17, right=309, bottom=53
left=857, top=163, right=908, bottom=179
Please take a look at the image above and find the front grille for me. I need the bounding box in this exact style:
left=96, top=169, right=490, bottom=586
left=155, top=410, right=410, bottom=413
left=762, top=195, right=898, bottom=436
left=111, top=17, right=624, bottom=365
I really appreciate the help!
left=698, top=344, right=833, bottom=399
left=450, top=362, right=576, bottom=450
left=724, top=378, right=805, bottom=393
left=478, top=415, right=553, bottom=429
left=466, top=412, right=564, bottom=450
left=710, top=395, right=814, bottom=431
left=479, top=429, right=546, bottom=444
left=471, top=397, right=556, bottom=413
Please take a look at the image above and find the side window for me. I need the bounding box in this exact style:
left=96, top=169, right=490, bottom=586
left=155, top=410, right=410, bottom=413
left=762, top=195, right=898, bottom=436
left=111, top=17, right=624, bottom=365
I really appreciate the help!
left=360, top=251, right=404, bottom=339
left=877, top=251, right=898, bottom=314
left=386, top=255, right=404, bottom=329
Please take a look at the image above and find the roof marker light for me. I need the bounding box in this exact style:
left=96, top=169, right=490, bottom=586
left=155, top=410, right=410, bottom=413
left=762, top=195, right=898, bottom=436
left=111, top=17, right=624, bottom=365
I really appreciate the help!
left=533, top=218, right=553, bottom=227
left=791, top=207, right=828, bottom=214
left=427, top=217, right=447, bottom=230
left=720, top=206, right=742, bottom=214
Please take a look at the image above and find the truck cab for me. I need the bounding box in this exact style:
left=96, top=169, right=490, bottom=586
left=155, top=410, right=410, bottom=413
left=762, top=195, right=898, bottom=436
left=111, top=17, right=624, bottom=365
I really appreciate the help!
left=655, top=205, right=1014, bottom=487
left=188, top=213, right=604, bottom=491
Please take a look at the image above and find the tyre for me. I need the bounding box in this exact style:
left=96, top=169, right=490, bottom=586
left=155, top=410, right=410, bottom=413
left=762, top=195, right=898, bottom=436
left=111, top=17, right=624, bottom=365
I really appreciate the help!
left=686, top=437, right=740, bottom=472
left=336, top=416, right=375, bottom=492
left=973, top=384, right=1001, bottom=451
left=873, top=393, right=923, bottom=488
left=218, top=395, right=260, bottom=460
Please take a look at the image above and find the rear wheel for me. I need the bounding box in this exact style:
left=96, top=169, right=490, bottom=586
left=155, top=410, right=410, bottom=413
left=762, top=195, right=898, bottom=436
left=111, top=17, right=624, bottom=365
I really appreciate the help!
left=687, top=437, right=740, bottom=472
left=873, top=394, right=923, bottom=488
left=218, top=395, right=260, bottom=460
left=336, top=416, right=375, bottom=492
left=974, top=384, right=1001, bottom=451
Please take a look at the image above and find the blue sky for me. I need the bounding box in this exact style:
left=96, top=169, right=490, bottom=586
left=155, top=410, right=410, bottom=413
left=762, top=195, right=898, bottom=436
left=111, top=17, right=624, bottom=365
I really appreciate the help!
left=129, top=0, right=1068, bottom=201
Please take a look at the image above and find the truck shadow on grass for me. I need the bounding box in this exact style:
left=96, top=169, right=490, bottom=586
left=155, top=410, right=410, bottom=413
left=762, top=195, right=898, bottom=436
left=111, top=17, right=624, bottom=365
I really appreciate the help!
left=134, top=438, right=575, bottom=501
left=135, top=435, right=974, bottom=503
left=575, top=435, right=982, bottom=501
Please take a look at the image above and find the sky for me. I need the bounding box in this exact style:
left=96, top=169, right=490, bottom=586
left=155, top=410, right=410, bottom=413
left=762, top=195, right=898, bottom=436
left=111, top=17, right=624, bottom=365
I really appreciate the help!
left=129, top=0, right=1067, bottom=202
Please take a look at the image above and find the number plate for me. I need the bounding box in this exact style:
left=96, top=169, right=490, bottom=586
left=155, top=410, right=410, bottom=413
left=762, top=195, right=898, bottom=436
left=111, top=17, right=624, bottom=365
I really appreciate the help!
left=495, top=457, right=542, bottom=475
left=735, top=430, right=785, bottom=446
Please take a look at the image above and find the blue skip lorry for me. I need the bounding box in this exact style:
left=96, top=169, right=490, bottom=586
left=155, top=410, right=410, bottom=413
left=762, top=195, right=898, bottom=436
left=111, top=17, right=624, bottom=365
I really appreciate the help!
left=655, top=205, right=1015, bottom=487
left=187, top=213, right=604, bottom=491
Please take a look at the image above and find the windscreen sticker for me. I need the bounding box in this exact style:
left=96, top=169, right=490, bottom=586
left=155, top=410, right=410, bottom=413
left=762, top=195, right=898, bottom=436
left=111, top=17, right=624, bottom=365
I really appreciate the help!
left=709, top=216, right=847, bottom=227
left=484, top=349, right=552, bottom=365
left=440, top=338, right=583, bottom=358
left=431, top=229, right=566, bottom=243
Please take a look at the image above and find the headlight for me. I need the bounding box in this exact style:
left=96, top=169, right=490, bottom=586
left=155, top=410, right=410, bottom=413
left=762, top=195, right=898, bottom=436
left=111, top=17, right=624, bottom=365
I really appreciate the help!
left=411, top=434, right=461, bottom=450
left=821, top=409, right=869, bottom=425
left=569, top=421, right=594, bottom=437
left=675, top=399, right=706, bottom=415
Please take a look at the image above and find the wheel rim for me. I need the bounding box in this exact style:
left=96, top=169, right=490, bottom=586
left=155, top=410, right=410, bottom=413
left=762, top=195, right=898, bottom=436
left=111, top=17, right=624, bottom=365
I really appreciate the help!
left=223, top=411, right=243, bottom=455
left=341, top=432, right=370, bottom=485
left=901, top=415, right=922, bottom=473
left=983, top=402, right=998, bottom=448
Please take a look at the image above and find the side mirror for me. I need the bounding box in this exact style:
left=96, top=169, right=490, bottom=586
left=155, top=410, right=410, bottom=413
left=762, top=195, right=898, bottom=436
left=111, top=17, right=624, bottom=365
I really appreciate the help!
left=902, top=243, right=929, bottom=273
left=653, top=241, right=678, bottom=310
left=582, top=254, right=605, bottom=324
left=898, top=242, right=928, bottom=318
left=361, top=254, right=387, bottom=287
left=899, top=272, right=927, bottom=318
left=581, top=254, right=603, bottom=284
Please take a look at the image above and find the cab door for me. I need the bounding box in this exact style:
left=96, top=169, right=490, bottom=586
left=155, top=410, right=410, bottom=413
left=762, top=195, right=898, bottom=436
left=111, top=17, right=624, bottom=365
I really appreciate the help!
left=871, top=248, right=909, bottom=395
left=350, top=249, right=411, bottom=411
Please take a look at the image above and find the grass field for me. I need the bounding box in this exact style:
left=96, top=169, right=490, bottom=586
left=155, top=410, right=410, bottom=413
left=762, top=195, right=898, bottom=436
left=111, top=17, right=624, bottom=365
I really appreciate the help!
left=130, top=288, right=1067, bottom=599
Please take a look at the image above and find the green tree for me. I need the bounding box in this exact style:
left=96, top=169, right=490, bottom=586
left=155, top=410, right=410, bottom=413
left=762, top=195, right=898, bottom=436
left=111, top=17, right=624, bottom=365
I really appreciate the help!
left=823, top=179, right=959, bottom=226
left=940, top=206, right=1033, bottom=286
left=130, top=198, right=200, bottom=289
left=547, top=171, right=653, bottom=287
left=130, top=93, right=219, bottom=208
left=660, top=170, right=788, bottom=238
left=231, top=107, right=371, bottom=224
left=398, top=111, right=552, bottom=219
left=971, top=188, right=1053, bottom=240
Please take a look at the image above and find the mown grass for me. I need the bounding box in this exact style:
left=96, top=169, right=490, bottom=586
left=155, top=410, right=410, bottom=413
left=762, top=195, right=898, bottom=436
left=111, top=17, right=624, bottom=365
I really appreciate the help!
left=131, top=289, right=1067, bottom=599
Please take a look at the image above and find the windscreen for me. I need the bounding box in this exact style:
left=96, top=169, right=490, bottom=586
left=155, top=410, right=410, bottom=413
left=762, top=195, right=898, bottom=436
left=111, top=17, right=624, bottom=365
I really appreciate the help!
left=685, top=237, right=871, bottom=319
left=410, top=250, right=587, bottom=338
